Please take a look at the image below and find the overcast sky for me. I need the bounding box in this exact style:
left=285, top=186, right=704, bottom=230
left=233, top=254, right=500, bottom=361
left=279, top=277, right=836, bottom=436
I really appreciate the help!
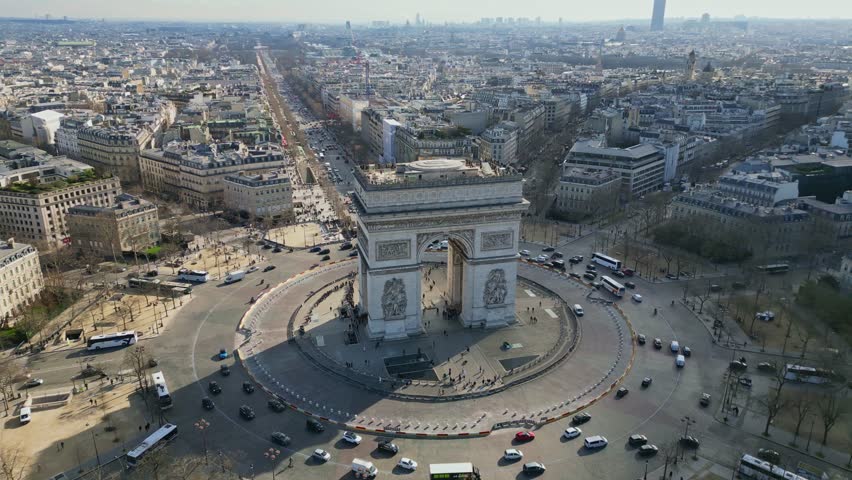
left=4, top=0, right=852, bottom=24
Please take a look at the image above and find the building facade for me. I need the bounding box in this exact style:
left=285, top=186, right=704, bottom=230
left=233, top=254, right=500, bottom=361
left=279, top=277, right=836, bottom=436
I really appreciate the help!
left=479, top=123, right=519, bottom=166
left=555, top=168, right=621, bottom=217
left=0, top=239, right=44, bottom=325
left=78, top=126, right=152, bottom=185
left=67, top=193, right=160, bottom=256
left=563, top=138, right=666, bottom=199
left=223, top=172, right=294, bottom=221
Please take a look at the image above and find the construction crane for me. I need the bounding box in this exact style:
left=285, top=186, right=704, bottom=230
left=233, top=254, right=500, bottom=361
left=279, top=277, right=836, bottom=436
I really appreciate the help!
left=345, top=20, right=371, bottom=99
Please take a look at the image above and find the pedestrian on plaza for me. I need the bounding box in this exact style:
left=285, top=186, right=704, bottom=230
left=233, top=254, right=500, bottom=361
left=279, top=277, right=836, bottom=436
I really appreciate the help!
left=61, top=442, right=64, bottom=450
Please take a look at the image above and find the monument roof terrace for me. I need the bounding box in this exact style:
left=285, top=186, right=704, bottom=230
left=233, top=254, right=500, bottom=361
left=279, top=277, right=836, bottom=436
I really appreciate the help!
left=353, top=158, right=522, bottom=191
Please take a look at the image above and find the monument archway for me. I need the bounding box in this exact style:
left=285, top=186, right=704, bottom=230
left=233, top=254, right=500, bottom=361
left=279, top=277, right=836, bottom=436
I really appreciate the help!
left=352, top=158, right=529, bottom=340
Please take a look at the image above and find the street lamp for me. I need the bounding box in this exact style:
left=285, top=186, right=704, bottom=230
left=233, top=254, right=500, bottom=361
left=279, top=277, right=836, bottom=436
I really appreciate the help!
left=194, top=419, right=210, bottom=465
left=264, top=448, right=280, bottom=480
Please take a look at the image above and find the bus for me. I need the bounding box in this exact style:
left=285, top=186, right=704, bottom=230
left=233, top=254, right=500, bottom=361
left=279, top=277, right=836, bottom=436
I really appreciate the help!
left=128, top=278, right=193, bottom=294
left=151, top=371, right=173, bottom=410
left=177, top=270, right=209, bottom=283
left=87, top=331, right=138, bottom=351
left=429, top=463, right=481, bottom=480
left=738, top=454, right=807, bottom=480
left=783, top=364, right=836, bottom=384
left=592, top=252, right=622, bottom=271
left=126, top=424, right=179, bottom=468
left=600, top=276, right=626, bottom=297
left=757, top=264, right=789, bottom=274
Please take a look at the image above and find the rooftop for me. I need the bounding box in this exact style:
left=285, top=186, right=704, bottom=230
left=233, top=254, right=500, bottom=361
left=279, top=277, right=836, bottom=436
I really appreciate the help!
left=354, top=158, right=518, bottom=189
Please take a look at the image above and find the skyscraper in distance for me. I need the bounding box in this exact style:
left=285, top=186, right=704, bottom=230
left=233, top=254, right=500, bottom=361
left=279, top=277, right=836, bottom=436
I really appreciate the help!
left=651, top=0, right=666, bottom=31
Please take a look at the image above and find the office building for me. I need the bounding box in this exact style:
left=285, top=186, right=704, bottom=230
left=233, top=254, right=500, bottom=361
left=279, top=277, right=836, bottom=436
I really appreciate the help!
left=67, top=193, right=160, bottom=257
left=651, top=0, right=666, bottom=31
left=223, top=172, right=294, bottom=221
left=555, top=168, right=621, bottom=218
left=563, top=138, right=666, bottom=199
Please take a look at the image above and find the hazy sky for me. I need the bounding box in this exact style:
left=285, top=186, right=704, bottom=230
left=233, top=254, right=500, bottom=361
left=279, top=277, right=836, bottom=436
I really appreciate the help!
left=4, top=0, right=852, bottom=24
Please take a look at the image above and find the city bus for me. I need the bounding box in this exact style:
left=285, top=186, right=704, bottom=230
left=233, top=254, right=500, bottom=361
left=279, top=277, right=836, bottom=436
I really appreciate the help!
left=600, top=276, right=626, bottom=297
left=151, top=371, right=173, bottom=410
left=126, top=423, right=179, bottom=468
left=177, top=270, right=209, bottom=283
left=783, top=364, right=836, bottom=384
left=429, top=463, right=481, bottom=480
left=738, top=454, right=807, bottom=480
left=87, top=331, right=138, bottom=351
left=592, top=252, right=622, bottom=271
left=757, top=264, right=789, bottom=274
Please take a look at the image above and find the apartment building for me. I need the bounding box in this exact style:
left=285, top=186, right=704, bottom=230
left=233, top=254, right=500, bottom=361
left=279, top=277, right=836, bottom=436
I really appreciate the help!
left=555, top=168, right=621, bottom=217
left=223, top=172, right=294, bottom=221
left=67, top=193, right=160, bottom=256
left=479, top=122, right=519, bottom=166
left=78, top=125, right=153, bottom=184
left=563, top=138, right=666, bottom=199
left=0, top=238, right=43, bottom=325
left=717, top=172, right=799, bottom=207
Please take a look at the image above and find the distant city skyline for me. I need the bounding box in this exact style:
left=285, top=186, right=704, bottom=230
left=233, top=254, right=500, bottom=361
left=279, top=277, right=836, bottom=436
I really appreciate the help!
left=3, top=0, right=852, bottom=24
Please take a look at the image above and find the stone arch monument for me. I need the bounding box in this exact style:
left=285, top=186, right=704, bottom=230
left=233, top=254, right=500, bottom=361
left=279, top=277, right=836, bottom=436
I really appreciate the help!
left=352, top=158, right=529, bottom=340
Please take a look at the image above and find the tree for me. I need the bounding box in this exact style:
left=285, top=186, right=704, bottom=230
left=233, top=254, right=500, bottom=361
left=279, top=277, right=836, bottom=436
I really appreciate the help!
left=817, top=387, right=847, bottom=446
left=694, top=283, right=712, bottom=314
left=124, top=345, right=152, bottom=398
left=659, top=440, right=678, bottom=479
left=759, top=365, right=791, bottom=436
left=0, top=446, right=29, bottom=480
left=788, top=389, right=814, bottom=443
left=0, top=361, right=23, bottom=416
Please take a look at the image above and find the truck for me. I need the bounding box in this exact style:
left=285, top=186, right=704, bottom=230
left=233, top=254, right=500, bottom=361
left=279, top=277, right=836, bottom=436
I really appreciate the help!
left=351, top=459, right=377, bottom=478
left=224, top=270, right=245, bottom=284
left=429, top=463, right=481, bottom=480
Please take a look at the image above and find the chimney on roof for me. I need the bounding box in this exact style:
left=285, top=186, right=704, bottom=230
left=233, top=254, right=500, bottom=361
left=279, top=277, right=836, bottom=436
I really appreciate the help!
left=5, top=238, right=14, bottom=249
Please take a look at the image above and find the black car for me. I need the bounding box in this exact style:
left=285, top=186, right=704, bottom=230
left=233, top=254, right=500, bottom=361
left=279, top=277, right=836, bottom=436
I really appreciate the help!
left=552, top=252, right=563, bottom=258
left=308, top=246, right=322, bottom=253
left=273, top=247, right=282, bottom=253
left=573, top=412, right=592, bottom=425
left=542, top=246, right=555, bottom=252
left=242, top=381, right=255, bottom=394
left=321, top=255, right=330, bottom=261
left=569, top=257, right=582, bottom=264
left=262, top=244, right=273, bottom=250
left=220, top=365, right=230, bottom=376
left=739, top=377, right=753, bottom=388
left=616, top=386, right=629, bottom=398
left=263, top=265, right=276, bottom=272
left=306, top=418, right=325, bottom=432
left=682, top=346, right=692, bottom=357
left=569, top=272, right=581, bottom=279
left=653, top=338, right=663, bottom=349
left=208, top=381, right=222, bottom=394
left=757, top=449, right=781, bottom=464
left=680, top=436, right=700, bottom=449
left=586, top=264, right=597, bottom=271
left=145, top=270, right=159, bottom=277
left=625, top=281, right=636, bottom=289
left=612, top=270, right=626, bottom=278
left=628, top=434, right=648, bottom=446
left=348, top=250, right=358, bottom=257
left=757, top=362, right=776, bottom=372
left=202, top=397, right=215, bottom=410
left=271, top=432, right=291, bottom=446
left=523, top=462, right=546, bottom=474
left=637, top=334, right=646, bottom=345
left=239, top=405, right=255, bottom=420
left=641, top=377, right=652, bottom=387
left=377, top=440, right=399, bottom=454
left=268, top=399, right=286, bottom=412
left=339, top=242, right=353, bottom=250
left=639, top=445, right=659, bottom=457
left=583, top=272, right=597, bottom=280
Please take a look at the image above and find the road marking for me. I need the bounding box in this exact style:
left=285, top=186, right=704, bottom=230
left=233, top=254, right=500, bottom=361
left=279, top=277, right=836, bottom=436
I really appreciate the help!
left=524, top=289, right=536, bottom=298
left=544, top=308, right=557, bottom=319
left=316, top=335, right=325, bottom=347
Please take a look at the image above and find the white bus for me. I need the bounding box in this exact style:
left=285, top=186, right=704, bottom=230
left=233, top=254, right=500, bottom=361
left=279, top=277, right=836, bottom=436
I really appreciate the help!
left=783, top=364, right=835, bottom=385
left=151, top=371, right=173, bottom=410
left=87, top=331, right=138, bottom=351
left=600, top=276, right=626, bottom=297
left=177, top=270, right=209, bottom=283
left=738, top=454, right=807, bottom=480
left=126, top=423, right=178, bottom=468
left=592, top=252, right=622, bottom=270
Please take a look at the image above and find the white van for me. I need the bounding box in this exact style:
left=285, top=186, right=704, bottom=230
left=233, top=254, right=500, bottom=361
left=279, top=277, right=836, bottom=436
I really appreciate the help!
left=670, top=341, right=680, bottom=353
left=676, top=355, right=686, bottom=368
left=19, top=406, right=31, bottom=424
left=584, top=435, right=608, bottom=449
left=351, top=458, right=377, bottom=478
left=573, top=304, right=584, bottom=316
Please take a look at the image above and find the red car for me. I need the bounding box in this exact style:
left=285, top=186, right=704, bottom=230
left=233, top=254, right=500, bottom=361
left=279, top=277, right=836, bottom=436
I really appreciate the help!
left=515, top=431, right=535, bottom=442
left=622, top=268, right=635, bottom=276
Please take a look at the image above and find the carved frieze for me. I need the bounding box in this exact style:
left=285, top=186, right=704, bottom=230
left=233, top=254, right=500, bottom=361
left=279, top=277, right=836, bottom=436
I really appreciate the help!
left=483, top=269, right=508, bottom=306
left=376, top=240, right=410, bottom=261
left=381, top=278, right=407, bottom=318
left=481, top=230, right=514, bottom=251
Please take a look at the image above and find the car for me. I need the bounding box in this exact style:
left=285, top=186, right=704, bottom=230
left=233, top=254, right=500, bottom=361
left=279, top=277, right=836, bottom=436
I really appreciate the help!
left=220, top=365, right=230, bottom=376
left=318, top=249, right=330, bottom=255
left=321, top=255, right=330, bottom=261
left=629, top=434, right=648, bottom=446
left=642, top=377, right=652, bottom=387
left=239, top=405, right=255, bottom=420
left=612, top=270, right=626, bottom=278
left=515, top=431, right=535, bottom=442
left=568, top=256, right=582, bottom=264
left=208, top=381, right=222, bottom=394
left=145, top=270, right=158, bottom=277
left=201, top=397, right=215, bottom=410
left=339, top=242, right=353, bottom=250
left=665, top=273, right=678, bottom=279
left=637, top=334, right=646, bottom=345
left=263, top=265, right=276, bottom=272
left=242, top=381, right=255, bottom=394
left=342, top=431, right=362, bottom=445
left=591, top=281, right=603, bottom=289
left=268, top=399, right=286, bottom=412
left=682, top=346, right=692, bottom=357
left=639, top=445, right=659, bottom=456
left=573, top=412, right=592, bottom=425
left=542, top=246, right=555, bottom=252
left=309, top=448, right=330, bottom=462
left=625, top=281, right=636, bottom=289
left=271, top=432, right=291, bottom=446
left=569, top=272, right=581, bottom=279
left=622, top=268, right=634, bottom=276
left=757, top=449, right=781, bottom=464
left=397, top=458, right=418, bottom=471
left=519, top=250, right=531, bottom=256
left=534, top=255, right=548, bottom=263
left=22, top=378, right=44, bottom=388
left=563, top=427, right=581, bottom=439
left=653, top=338, right=663, bottom=349
left=378, top=440, right=399, bottom=454
left=247, top=266, right=259, bottom=273
left=616, top=386, right=629, bottom=398
left=739, top=377, right=753, bottom=388
left=586, top=264, right=597, bottom=271
left=583, top=436, right=609, bottom=449
left=680, top=436, right=700, bottom=449
left=218, top=348, right=229, bottom=360
left=632, top=294, right=643, bottom=302
left=306, top=418, right=325, bottom=432
left=308, top=246, right=322, bottom=253
left=551, top=252, right=563, bottom=258
left=262, top=244, right=272, bottom=250
left=730, top=360, right=748, bottom=371
left=757, top=362, right=776, bottom=372
left=523, top=462, right=546, bottom=474
left=504, top=448, right=524, bottom=460
left=583, top=272, right=597, bottom=280
left=700, top=393, right=711, bottom=407
left=348, top=250, right=358, bottom=257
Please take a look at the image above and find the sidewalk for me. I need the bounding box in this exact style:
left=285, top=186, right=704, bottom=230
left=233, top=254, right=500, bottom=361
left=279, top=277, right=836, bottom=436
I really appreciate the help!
left=646, top=456, right=735, bottom=480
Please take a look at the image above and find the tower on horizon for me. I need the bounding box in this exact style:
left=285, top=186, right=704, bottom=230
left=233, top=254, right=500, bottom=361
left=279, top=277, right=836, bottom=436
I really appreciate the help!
left=651, top=0, right=666, bottom=31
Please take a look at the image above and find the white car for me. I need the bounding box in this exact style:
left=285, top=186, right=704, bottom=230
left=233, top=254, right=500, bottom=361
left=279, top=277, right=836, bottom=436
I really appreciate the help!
left=563, top=427, right=582, bottom=439
left=397, top=458, right=418, bottom=470
left=341, top=431, right=362, bottom=445
left=246, top=266, right=259, bottom=273
left=632, top=294, right=643, bottom=302
left=312, top=449, right=331, bottom=462
left=519, top=249, right=531, bottom=256
left=535, top=255, right=548, bottom=263
left=503, top=449, right=524, bottom=461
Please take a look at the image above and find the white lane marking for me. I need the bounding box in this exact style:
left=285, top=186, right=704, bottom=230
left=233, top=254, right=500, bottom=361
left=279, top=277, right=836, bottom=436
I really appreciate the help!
left=525, top=289, right=536, bottom=298
left=544, top=308, right=557, bottom=319
left=316, top=335, right=325, bottom=347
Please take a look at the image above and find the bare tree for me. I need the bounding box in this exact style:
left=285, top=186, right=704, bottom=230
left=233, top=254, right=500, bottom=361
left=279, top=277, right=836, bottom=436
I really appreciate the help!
left=0, top=446, right=29, bottom=480
left=816, top=387, right=847, bottom=446
left=659, top=440, right=678, bottom=479
left=124, top=345, right=152, bottom=398
left=788, top=389, right=813, bottom=443
left=759, top=365, right=791, bottom=436
left=0, top=362, right=24, bottom=416
left=694, top=283, right=712, bottom=314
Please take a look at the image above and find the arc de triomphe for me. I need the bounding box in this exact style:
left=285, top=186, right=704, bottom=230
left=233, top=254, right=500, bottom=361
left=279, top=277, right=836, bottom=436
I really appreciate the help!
left=352, top=158, right=529, bottom=340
